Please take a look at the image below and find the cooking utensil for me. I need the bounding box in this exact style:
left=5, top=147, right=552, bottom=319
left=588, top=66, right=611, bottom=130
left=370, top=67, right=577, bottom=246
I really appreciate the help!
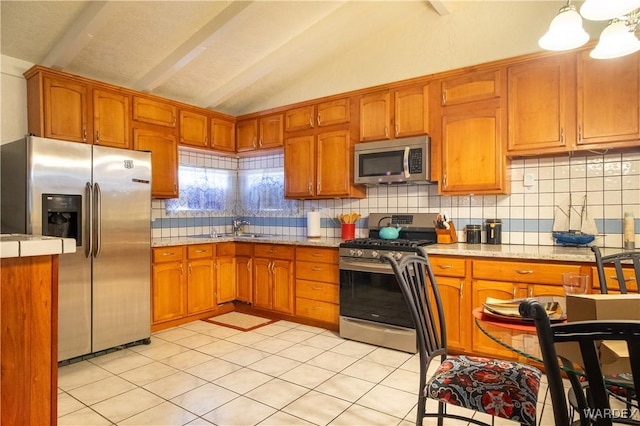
left=380, top=224, right=402, bottom=239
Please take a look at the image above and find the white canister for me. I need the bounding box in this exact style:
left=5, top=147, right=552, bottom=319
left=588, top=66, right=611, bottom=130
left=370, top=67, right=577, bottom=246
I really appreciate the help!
left=307, top=211, right=321, bottom=238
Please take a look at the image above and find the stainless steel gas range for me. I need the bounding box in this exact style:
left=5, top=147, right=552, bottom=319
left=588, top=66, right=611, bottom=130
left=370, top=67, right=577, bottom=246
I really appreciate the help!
left=339, top=212, right=439, bottom=353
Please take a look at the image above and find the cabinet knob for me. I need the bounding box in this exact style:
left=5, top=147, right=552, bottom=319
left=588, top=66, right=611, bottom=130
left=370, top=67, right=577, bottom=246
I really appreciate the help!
left=514, top=269, right=534, bottom=275
left=438, top=265, right=453, bottom=269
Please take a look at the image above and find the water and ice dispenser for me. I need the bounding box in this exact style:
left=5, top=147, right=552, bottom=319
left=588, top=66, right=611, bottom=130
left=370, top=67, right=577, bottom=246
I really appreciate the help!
left=42, top=194, right=82, bottom=246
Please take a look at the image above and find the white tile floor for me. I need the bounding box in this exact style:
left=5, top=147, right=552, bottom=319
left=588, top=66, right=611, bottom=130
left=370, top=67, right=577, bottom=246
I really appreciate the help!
left=58, top=318, right=559, bottom=426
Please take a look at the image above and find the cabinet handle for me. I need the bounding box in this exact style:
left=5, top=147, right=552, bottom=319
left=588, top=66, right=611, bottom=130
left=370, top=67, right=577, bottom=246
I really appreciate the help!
left=459, top=281, right=463, bottom=299
left=309, top=115, right=313, bottom=127
left=317, top=114, right=321, bottom=126
left=610, top=276, right=634, bottom=282
left=515, top=269, right=534, bottom=275
left=83, top=127, right=87, bottom=142
left=311, top=253, right=324, bottom=257
left=578, top=125, right=582, bottom=142
left=189, top=264, right=192, bottom=274
left=513, top=287, right=517, bottom=298
left=174, top=184, right=178, bottom=193
left=312, top=286, right=322, bottom=290
left=560, top=128, right=565, bottom=145
left=195, top=249, right=206, bottom=253
left=259, top=138, right=263, bottom=147
left=395, top=125, right=399, bottom=137
left=317, top=181, right=320, bottom=194
left=206, top=136, right=210, bottom=146
left=180, top=264, right=183, bottom=275
left=252, top=137, right=257, bottom=148
left=443, top=173, right=447, bottom=188
left=384, top=126, right=388, bottom=137
left=247, top=259, right=252, bottom=270
left=172, top=114, right=176, bottom=126
left=311, top=267, right=323, bottom=271
left=308, top=182, right=313, bottom=195
left=441, top=92, right=446, bottom=105
left=96, top=131, right=100, bottom=143
left=162, top=252, right=175, bottom=256
left=529, top=288, right=534, bottom=297
left=438, top=265, right=453, bottom=269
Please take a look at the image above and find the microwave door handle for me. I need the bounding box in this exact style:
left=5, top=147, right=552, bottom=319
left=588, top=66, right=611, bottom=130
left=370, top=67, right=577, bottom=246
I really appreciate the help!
left=403, top=147, right=410, bottom=178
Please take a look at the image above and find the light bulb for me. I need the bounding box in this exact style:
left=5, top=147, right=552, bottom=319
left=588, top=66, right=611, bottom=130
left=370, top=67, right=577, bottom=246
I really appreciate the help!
left=590, top=19, right=640, bottom=59
left=539, top=5, right=590, bottom=51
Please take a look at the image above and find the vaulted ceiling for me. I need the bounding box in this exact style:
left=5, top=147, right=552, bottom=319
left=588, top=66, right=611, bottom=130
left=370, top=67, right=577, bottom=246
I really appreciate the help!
left=1, top=1, right=605, bottom=116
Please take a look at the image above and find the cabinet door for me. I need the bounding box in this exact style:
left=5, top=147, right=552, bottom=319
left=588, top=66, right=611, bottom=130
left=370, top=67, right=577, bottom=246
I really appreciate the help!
left=285, top=105, right=315, bottom=132
left=253, top=258, right=272, bottom=309
left=43, top=75, right=89, bottom=143
left=471, top=280, right=517, bottom=359
left=153, top=262, right=185, bottom=323
left=133, top=128, right=179, bottom=198
left=179, top=109, right=209, bottom=148
left=211, top=118, right=235, bottom=152
left=93, top=88, right=130, bottom=149
left=216, top=256, right=236, bottom=304
left=360, top=91, right=391, bottom=141
left=441, top=101, right=507, bottom=194
left=507, top=55, right=575, bottom=153
left=432, top=275, right=467, bottom=353
left=441, top=70, right=501, bottom=106
left=187, top=259, right=215, bottom=314
left=394, top=85, right=429, bottom=138
left=577, top=51, right=640, bottom=147
left=236, top=256, right=253, bottom=303
left=272, top=259, right=294, bottom=314
left=133, top=96, right=176, bottom=127
left=236, top=119, right=258, bottom=152
left=284, top=135, right=315, bottom=198
left=317, top=98, right=350, bottom=127
left=317, top=130, right=351, bottom=197
left=259, top=114, right=284, bottom=149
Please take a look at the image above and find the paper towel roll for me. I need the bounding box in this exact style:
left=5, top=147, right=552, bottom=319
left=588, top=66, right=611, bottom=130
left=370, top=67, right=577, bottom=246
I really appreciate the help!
left=307, top=211, right=321, bottom=237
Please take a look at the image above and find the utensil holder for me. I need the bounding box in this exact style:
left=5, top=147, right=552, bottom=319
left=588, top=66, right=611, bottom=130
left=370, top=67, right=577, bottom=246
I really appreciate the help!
left=341, top=223, right=355, bottom=240
left=436, top=221, right=458, bottom=244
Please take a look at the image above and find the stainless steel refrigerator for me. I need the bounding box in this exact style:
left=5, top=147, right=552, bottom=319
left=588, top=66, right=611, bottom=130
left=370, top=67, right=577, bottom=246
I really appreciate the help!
left=1, top=136, right=152, bottom=361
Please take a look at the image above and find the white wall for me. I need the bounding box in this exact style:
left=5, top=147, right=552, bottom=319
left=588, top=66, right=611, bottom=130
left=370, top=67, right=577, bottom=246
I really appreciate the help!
left=1, top=55, right=33, bottom=144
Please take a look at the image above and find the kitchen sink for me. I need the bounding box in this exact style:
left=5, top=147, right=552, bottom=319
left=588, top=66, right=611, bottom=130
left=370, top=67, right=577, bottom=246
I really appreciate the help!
left=188, top=233, right=276, bottom=239
left=234, top=233, right=275, bottom=239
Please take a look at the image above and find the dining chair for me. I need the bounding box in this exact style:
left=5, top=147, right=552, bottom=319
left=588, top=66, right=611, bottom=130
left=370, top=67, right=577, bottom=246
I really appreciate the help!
left=592, top=246, right=640, bottom=294
left=383, top=253, right=541, bottom=426
left=520, top=299, right=640, bottom=426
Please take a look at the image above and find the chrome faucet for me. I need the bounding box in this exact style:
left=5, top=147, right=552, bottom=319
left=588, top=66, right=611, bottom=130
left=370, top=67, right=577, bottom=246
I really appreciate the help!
left=232, top=219, right=250, bottom=235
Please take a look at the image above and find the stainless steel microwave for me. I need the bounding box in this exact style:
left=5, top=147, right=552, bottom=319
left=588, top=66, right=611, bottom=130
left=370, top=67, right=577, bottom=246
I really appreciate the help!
left=354, top=135, right=432, bottom=185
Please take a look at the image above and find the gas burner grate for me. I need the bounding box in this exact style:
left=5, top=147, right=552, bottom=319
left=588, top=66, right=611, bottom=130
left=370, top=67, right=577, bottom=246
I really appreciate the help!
left=341, top=238, right=436, bottom=249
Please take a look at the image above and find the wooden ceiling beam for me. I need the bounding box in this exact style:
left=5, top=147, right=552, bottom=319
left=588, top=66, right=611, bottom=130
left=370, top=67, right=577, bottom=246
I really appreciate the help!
left=41, top=1, right=109, bottom=69
left=133, top=1, right=252, bottom=93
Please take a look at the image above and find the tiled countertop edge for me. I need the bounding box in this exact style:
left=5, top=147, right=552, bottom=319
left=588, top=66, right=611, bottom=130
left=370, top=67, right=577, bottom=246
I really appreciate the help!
left=150, top=236, right=626, bottom=263
left=0, top=235, right=77, bottom=258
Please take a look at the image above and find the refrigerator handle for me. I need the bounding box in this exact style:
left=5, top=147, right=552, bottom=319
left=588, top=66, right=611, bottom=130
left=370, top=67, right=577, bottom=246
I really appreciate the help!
left=85, top=182, right=93, bottom=258
left=94, top=182, right=102, bottom=258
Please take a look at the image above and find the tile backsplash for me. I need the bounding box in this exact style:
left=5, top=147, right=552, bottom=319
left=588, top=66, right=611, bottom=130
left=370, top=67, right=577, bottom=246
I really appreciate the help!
left=152, top=148, right=639, bottom=249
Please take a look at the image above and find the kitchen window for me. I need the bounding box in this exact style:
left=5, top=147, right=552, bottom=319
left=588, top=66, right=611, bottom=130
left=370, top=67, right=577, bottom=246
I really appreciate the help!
left=165, top=166, right=234, bottom=213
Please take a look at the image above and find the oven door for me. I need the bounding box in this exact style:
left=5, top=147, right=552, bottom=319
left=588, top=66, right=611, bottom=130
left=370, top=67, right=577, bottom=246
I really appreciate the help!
left=339, top=258, right=414, bottom=329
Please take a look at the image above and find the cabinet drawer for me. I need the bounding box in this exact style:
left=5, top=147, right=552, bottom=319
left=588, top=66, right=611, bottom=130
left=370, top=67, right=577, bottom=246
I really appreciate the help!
left=296, top=280, right=339, bottom=303
left=296, top=297, right=339, bottom=323
left=473, top=260, right=581, bottom=285
left=430, top=256, right=466, bottom=278
left=591, top=266, right=638, bottom=292
left=296, top=247, right=338, bottom=264
left=296, top=261, right=339, bottom=284
left=187, top=244, right=214, bottom=259
left=153, top=246, right=184, bottom=263
left=235, top=243, right=253, bottom=256
left=216, top=242, right=235, bottom=256
left=254, top=244, right=294, bottom=260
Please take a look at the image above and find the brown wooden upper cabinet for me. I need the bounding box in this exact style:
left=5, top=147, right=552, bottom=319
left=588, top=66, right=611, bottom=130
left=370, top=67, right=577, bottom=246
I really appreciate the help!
left=236, top=113, right=283, bottom=152
left=507, top=54, right=576, bottom=154
left=577, top=51, right=640, bottom=149
left=179, top=109, right=209, bottom=149
left=133, top=127, right=179, bottom=198
left=285, top=98, right=350, bottom=132
left=359, top=85, right=429, bottom=141
left=211, top=117, right=236, bottom=153
left=436, top=68, right=509, bottom=195
left=133, top=96, right=177, bottom=128
left=25, top=67, right=131, bottom=149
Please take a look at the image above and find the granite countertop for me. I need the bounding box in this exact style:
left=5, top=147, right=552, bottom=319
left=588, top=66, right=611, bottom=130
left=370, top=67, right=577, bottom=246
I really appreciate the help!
left=151, top=235, right=620, bottom=263
left=0, top=234, right=77, bottom=258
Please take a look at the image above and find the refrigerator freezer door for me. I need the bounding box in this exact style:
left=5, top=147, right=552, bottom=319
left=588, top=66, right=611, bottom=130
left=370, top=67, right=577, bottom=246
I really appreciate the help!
left=27, top=137, right=93, bottom=361
left=91, top=145, right=151, bottom=352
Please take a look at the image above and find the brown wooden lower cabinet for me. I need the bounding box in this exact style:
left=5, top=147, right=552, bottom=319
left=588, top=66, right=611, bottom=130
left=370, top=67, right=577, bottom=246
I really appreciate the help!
left=253, top=244, right=295, bottom=314
left=295, top=246, right=340, bottom=325
left=1, top=255, right=59, bottom=426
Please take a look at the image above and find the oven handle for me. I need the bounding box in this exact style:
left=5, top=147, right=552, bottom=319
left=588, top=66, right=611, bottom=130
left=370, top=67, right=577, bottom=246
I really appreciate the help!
left=339, top=259, right=395, bottom=274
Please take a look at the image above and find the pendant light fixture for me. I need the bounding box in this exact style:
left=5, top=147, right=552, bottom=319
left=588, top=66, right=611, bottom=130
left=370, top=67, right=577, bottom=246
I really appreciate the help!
left=539, top=0, right=640, bottom=59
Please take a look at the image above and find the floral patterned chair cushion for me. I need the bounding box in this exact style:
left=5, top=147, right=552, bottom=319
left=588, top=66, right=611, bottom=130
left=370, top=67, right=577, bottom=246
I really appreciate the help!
left=427, top=355, right=541, bottom=426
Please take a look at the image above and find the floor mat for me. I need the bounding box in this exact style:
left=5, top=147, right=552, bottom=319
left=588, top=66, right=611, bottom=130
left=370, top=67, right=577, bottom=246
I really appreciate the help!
left=202, top=312, right=277, bottom=331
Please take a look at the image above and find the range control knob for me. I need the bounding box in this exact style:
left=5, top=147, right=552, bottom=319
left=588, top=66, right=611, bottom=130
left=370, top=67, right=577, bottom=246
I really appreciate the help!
left=349, top=249, right=364, bottom=257
left=371, top=250, right=379, bottom=258
left=392, top=251, right=403, bottom=260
